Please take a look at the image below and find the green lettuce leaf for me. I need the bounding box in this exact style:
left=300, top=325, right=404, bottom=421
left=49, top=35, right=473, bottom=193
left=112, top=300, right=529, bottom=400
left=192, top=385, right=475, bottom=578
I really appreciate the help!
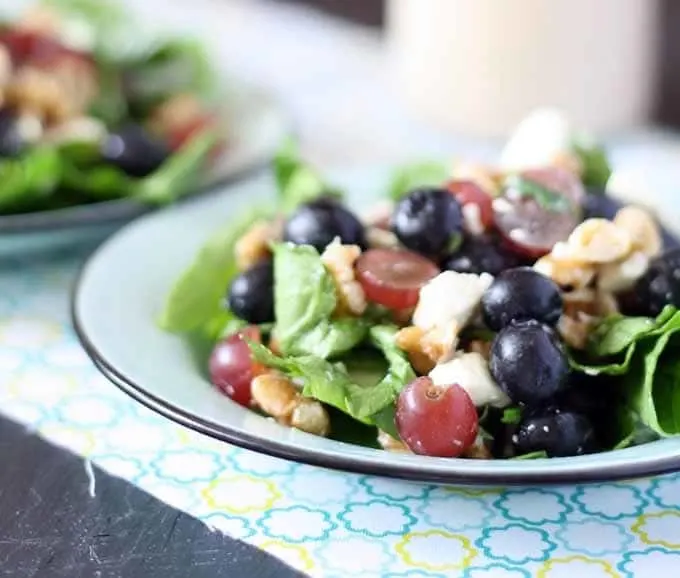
left=388, top=161, right=450, bottom=200
left=272, top=243, right=367, bottom=358
left=249, top=325, right=414, bottom=438
left=158, top=206, right=274, bottom=332
left=0, top=147, right=62, bottom=211
left=587, top=315, right=657, bottom=357
left=273, top=140, right=342, bottom=212
left=135, top=130, right=218, bottom=204
left=501, top=406, right=522, bottom=425
left=571, top=135, right=612, bottom=189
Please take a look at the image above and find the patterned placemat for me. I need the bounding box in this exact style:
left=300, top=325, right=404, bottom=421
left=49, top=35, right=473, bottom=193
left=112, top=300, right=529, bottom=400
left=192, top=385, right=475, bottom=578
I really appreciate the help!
left=1, top=249, right=679, bottom=578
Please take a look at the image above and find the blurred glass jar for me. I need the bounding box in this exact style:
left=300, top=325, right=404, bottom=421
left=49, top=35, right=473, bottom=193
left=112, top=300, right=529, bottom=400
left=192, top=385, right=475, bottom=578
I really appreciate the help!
left=386, top=0, right=659, bottom=137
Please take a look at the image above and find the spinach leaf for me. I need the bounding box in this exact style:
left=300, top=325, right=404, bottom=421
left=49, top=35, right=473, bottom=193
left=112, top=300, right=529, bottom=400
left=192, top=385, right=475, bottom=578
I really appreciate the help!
left=388, top=161, right=450, bottom=200
left=248, top=325, right=414, bottom=438
left=89, top=62, right=128, bottom=126
left=61, top=162, right=133, bottom=200
left=272, top=243, right=367, bottom=358
left=273, top=140, right=341, bottom=212
left=135, top=130, right=217, bottom=204
left=158, top=206, right=274, bottom=332
left=613, top=410, right=660, bottom=450
left=571, top=136, right=612, bottom=189
left=624, top=329, right=680, bottom=436
left=587, top=315, right=656, bottom=357
left=0, top=147, right=62, bottom=211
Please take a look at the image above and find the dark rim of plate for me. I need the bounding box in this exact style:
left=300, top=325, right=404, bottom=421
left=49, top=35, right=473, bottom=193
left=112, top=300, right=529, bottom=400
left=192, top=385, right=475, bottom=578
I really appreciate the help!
left=70, top=258, right=680, bottom=487
left=0, top=159, right=267, bottom=235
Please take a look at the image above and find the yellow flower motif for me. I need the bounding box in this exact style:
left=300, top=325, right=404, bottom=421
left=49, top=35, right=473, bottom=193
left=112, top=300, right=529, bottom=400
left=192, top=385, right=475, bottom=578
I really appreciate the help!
left=632, top=511, right=680, bottom=549
left=201, top=475, right=280, bottom=514
left=395, top=530, right=477, bottom=571
left=39, top=425, right=96, bottom=456
left=537, top=555, right=620, bottom=578
left=257, top=540, right=315, bottom=572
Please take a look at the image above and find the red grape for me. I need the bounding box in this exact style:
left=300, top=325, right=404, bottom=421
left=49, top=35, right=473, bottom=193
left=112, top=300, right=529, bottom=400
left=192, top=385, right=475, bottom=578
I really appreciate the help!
left=395, top=377, right=478, bottom=457
left=493, top=167, right=582, bottom=258
left=0, top=29, right=92, bottom=68
left=208, top=326, right=263, bottom=407
left=356, top=249, right=440, bottom=310
left=447, top=180, right=494, bottom=231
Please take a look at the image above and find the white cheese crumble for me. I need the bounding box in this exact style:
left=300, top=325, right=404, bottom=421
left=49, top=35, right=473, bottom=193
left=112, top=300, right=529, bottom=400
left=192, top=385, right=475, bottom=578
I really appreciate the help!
left=499, top=108, right=573, bottom=172
left=413, top=271, right=493, bottom=333
left=429, top=352, right=510, bottom=408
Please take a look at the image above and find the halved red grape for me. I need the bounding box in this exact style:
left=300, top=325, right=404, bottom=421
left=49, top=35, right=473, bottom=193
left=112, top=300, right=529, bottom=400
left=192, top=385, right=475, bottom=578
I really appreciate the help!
left=447, top=180, right=494, bottom=232
left=493, top=167, right=583, bottom=258
left=395, top=377, right=478, bottom=457
left=522, top=167, right=585, bottom=207
left=356, top=249, right=440, bottom=310
left=208, top=326, right=263, bottom=407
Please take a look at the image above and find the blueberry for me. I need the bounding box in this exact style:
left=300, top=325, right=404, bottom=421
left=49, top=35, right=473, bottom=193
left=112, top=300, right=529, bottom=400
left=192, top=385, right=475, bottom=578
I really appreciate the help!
left=0, top=109, right=26, bottom=157
left=392, top=188, right=463, bottom=257
left=101, top=124, right=170, bottom=177
left=481, top=267, right=562, bottom=331
left=490, top=320, right=570, bottom=405
left=633, top=248, right=680, bottom=317
left=283, top=198, right=365, bottom=253
left=227, top=260, right=274, bottom=324
left=581, top=191, right=619, bottom=220
left=443, top=235, right=521, bottom=276
left=513, top=408, right=595, bottom=457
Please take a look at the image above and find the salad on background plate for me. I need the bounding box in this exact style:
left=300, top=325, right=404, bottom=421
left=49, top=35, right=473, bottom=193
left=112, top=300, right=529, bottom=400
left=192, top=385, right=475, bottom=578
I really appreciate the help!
left=159, top=109, right=680, bottom=462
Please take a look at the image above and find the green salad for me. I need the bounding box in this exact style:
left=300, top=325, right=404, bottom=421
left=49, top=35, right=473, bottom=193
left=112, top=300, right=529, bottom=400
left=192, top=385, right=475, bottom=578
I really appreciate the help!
left=0, top=0, right=219, bottom=215
left=159, top=113, right=680, bottom=460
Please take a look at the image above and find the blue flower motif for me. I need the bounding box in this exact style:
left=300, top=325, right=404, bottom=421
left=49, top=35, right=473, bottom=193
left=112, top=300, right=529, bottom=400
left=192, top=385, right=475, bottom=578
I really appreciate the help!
left=554, top=519, right=633, bottom=556
left=226, top=447, right=297, bottom=477
left=618, top=547, right=680, bottom=578
left=201, top=513, right=256, bottom=540
left=647, top=474, right=680, bottom=509
left=358, top=476, right=433, bottom=501
left=339, top=500, right=416, bottom=537
left=416, top=494, right=494, bottom=532
left=281, top=467, right=360, bottom=506
left=573, top=483, right=648, bottom=520
left=93, top=453, right=146, bottom=483
left=463, top=563, right=532, bottom=578
left=257, top=505, right=336, bottom=543
left=494, top=489, right=572, bottom=524
left=476, top=524, right=556, bottom=564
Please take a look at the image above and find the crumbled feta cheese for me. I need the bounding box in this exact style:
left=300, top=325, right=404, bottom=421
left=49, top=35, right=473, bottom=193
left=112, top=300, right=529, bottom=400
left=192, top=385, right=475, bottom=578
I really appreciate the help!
left=499, top=108, right=573, bottom=172
left=429, top=352, right=510, bottom=408
left=413, top=271, right=493, bottom=332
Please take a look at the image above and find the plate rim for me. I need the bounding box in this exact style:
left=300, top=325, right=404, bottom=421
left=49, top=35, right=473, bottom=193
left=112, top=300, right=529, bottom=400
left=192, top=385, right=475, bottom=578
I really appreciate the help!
left=70, top=228, right=680, bottom=486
